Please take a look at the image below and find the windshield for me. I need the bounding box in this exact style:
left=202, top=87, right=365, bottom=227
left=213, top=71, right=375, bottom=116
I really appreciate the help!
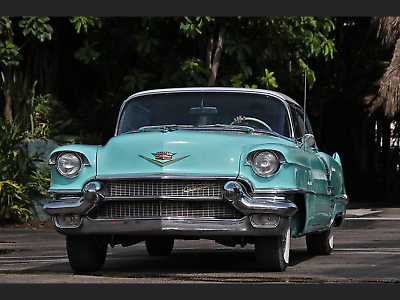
left=117, top=92, right=291, bottom=137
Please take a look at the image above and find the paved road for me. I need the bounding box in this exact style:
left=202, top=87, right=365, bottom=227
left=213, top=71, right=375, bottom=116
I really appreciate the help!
left=1, top=207, right=400, bottom=283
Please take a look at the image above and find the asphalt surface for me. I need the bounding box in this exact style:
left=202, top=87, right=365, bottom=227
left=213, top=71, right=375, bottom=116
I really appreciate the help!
left=1, top=204, right=400, bottom=284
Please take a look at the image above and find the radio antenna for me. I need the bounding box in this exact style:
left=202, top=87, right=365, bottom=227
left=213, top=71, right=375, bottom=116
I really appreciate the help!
left=303, top=70, right=307, bottom=150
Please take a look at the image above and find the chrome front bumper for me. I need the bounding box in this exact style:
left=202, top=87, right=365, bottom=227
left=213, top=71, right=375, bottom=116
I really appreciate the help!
left=43, top=182, right=105, bottom=216
left=43, top=180, right=297, bottom=235
left=223, top=181, right=297, bottom=216
left=52, top=215, right=291, bottom=236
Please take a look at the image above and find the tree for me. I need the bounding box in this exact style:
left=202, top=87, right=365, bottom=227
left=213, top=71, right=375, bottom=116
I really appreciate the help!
left=0, top=16, right=101, bottom=122
left=373, top=17, right=400, bottom=118
left=0, top=17, right=54, bottom=121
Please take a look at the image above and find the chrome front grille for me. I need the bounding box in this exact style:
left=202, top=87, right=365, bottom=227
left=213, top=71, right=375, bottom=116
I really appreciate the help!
left=87, top=200, right=244, bottom=220
left=104, top=179, right=225, bottom=198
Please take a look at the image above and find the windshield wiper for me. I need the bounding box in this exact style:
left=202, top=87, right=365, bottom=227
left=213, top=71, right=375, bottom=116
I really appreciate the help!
left=138, top=124, right=194, bottom=133
left=198, top=124, right=283, bottom=137
left=192, top=124, right=254, bottom=133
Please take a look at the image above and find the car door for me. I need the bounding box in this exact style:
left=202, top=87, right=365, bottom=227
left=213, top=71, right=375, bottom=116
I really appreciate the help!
left=290, top=106, right=333, bottom=229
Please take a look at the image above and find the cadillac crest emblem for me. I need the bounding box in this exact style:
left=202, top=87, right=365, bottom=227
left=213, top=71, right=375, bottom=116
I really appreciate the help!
left=152, top=151, right=175, bottom=160
left=139, top=151, right=190, bottom=167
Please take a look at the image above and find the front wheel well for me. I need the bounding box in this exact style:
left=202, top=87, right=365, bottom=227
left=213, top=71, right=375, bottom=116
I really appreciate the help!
left=333, top=212, right=345, bottom=227
left=290, top=193, right=306, bottom=236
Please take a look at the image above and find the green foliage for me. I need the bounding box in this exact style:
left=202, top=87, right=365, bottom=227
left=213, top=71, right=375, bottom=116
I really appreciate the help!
left=135, top=31, right=159, bottom=54
left=0, top=40, right=23, bottom=66
left=1, top=17, right=53, bottom=67
left=123, top=69, right=150, bottom=91
left=181, top=57, right=211, bottom=86
left=74, top=40, right=100, bottom=64
left=229, top=74, right=245, bottom=88
left=0, top=17, right=12, bottom=31
left=70, top=17, right=101, bottom=33
left=18, top=17, right=53, bottom=42
left=298, top=58, right=316, bottom=88
left=258, top=69, right=278, bottom=90
left=180, top=17, right=214, bottom=39
left=225, top=33, right=252, bottom=61
left=1, top=72, right=73, bottom=140
left=0, top=117, right=49, bottom=220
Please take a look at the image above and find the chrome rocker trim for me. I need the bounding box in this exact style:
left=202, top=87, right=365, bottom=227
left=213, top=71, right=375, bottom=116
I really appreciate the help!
left=223, top=181, right=298, bottom=216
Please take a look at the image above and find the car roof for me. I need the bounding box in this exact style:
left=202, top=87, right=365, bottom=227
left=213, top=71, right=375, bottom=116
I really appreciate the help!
left=123, top=87, right=303, bottom=109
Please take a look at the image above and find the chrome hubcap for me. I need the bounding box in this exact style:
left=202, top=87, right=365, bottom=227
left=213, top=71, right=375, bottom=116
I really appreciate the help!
left=328, top=230, right=334, bottom=249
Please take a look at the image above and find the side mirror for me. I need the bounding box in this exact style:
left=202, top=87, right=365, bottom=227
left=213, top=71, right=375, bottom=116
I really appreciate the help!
left=304, top=133, right=316, bottom=148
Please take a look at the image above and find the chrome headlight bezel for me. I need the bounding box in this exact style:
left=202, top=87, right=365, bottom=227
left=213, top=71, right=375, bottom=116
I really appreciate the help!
left=249, top=150, right=281, bottom=177
left=55, top=152, right=83, bottom=178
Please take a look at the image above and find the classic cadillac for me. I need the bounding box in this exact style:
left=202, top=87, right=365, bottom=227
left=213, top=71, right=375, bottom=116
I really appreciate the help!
left=43, top=87, right=348, bottom=272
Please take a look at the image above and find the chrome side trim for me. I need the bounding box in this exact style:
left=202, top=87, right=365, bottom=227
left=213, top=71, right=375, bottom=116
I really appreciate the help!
left=241, top=186, right=337, bottom=198
left=252, top=188, right=299, bottom=195
left=287, top=161, right=311, bottom=170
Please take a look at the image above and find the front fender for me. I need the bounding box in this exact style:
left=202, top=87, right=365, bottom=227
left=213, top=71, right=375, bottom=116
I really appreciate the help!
left=238, top=143, right=311, bottom=192
left=48, top=145, right=100, bottom=192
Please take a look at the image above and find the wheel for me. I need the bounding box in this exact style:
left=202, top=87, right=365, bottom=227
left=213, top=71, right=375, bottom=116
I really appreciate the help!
left=306, top=228, right=333, bottom=255
left=66, top=235, right=108, bottom=273
left=255, top=227, right=290, bottom=272
left=145, top=237, right=174, bottom=256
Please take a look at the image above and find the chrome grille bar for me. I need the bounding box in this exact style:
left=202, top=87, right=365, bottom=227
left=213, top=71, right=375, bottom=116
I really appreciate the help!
left=104, top=179, right=225, bottom=198
left=88, top=200, right=244, bottom=220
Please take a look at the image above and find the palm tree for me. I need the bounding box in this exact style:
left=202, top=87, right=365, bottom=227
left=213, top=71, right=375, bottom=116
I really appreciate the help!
left=367, top=17, right=400, bottom=203
left=373, top=17, right=400, bottom=117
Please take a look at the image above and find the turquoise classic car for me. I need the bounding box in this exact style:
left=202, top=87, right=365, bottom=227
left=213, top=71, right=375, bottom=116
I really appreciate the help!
left=43, top=87, right=348, bottom=272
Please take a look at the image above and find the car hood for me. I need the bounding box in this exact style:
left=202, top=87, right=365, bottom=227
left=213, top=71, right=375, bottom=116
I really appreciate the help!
left=96, top=130, right=292, bottom=178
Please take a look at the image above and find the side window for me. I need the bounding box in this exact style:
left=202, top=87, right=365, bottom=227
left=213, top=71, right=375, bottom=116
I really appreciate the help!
left=305, top=116, right=314, bottom=136
left=289, top=106, right=305, bottom=139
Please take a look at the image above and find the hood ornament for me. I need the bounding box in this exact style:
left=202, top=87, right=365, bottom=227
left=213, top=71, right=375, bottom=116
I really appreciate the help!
left=139, top=151, right=189, bottom=167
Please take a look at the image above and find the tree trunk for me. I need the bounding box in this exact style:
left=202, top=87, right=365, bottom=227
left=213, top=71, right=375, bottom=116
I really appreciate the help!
left=4, top=70, right=13, bottom=122
left=382, top=117, right=392, bottom=202
left=208, top=23, right=226, bottom=87
left=367, top=117, right=377, bottom=175
left=3, top=26, right=14, bottom=121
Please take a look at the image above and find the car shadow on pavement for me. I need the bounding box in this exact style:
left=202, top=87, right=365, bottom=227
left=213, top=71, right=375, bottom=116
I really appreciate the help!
left=21, top=248, right=316, bottom=276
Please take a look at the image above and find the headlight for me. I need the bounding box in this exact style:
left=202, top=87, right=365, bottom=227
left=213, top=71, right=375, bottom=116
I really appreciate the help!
left=252, top=151, right=280, bottom=177
left=56, top=152, right=82, bottom=178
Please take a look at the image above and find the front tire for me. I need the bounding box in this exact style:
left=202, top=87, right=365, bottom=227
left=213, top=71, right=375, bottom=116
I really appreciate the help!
left=306, top=228, right=333, bottom=255
left=255, top=227, right=290, bottom=272
left=145, top=237, right=174, bottom=256
left=66, top=235, right=108, bottom=273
